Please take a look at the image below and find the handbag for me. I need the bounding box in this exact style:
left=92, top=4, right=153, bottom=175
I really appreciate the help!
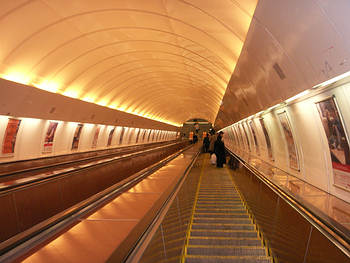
left=210, top=153, right=217, bottom=165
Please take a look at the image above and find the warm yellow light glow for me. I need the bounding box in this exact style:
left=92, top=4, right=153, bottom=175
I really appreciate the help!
left=82, top=96, right=95, bottom=103
left=313, top=70, right=350, bottom=89
left=34, top=80, right=60, bottom=93
left=2, top=70, right=31, bottom=85
left=97, top=101, right=108, bottom=107
left=117, top=106, right=127, bottom=111
left=285, top=90, right=310, bottom=103
left=62, top=89, right=79, bottom=98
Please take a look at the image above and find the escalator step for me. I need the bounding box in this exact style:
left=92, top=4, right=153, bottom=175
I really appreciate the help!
left=196, top=205, right=245, bottom=209
left=195, top=208, right=246, bottom=213
left=194, top=213, right=249, bottom=218
left=185, top=255, right=272, bottom=263
left=192, top=223, right=254, bottom=231
left=187, top=246, right=267, bottom=256
left=190, top=230, right=258, bottom=238
left=189, top=237, right=262, bottom=246
left=193, top=218, right=251, bottom=224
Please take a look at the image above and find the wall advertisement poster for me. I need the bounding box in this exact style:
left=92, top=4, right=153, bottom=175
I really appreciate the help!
left=2, top=118, right=21, bottom=155
left=43, top=121, right=58, bottom=153
left=249, top=120, right=260, bottom=155
left=107, top=127, right=115, bottom=146
left=237, top=124, right=246, bottom=150
left=316, top=96, right=350, bottom=191
left=135, top=129, right=141, bottom=143
left=92, top=126, right=100, bottom=148
left=259, top=118, right=274, bottom=161
left=71, top=124, right=83, bottom=150
left=119, top=127, right=125, bottom=145
left=242, top=123, right=251, bottom=152
left=278, top=112, right=299, bottom=171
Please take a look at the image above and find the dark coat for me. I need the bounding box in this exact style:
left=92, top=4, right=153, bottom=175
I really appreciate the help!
left=203, top=136, right=210, bottom=146
left=214, top=137, right=226, bottom=167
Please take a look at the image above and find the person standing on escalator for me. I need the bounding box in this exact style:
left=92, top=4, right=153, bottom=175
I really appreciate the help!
left=214, top=131, right=226, bottom=168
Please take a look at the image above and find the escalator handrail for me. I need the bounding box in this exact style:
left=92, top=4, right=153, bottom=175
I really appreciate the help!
left=0, top=144, right=193, bottom=261
left=123, top=147, right=201, bottom=263
left=0, top=141, right=186, bottom=193
left=226, top=148, right=350, bottom=258
left=0, top=140, right=181, bottom=178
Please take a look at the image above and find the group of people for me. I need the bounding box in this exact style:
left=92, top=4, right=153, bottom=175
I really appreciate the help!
left=203, top=130, right=226, bottom=168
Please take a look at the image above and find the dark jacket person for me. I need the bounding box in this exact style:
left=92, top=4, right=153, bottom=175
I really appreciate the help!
left=214, top=133, right=226, bottom=168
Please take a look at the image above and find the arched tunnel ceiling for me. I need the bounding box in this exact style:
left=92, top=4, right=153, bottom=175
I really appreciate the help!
left=0, top=0, right=258, bottom=126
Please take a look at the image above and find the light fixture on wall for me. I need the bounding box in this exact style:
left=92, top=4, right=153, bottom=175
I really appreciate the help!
left=312, top=70, right=350, bottom=90
left=285, top=90, right=310, bottom=103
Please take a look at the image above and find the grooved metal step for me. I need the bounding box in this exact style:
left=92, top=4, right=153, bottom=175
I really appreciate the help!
left=185, top=255, right=272, bottom=263
left=192, top=223, right=254, bottom=231
left=189, top=237, right=263, bottom=246
left=187, top=245, right=267, bottom=256
left=183, top=158, right=272, bottom=263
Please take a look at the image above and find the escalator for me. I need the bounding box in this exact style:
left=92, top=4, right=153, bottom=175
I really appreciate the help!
left=182, top=156, right=272, bottom=263
left=132, top=152, right=350, bottom=263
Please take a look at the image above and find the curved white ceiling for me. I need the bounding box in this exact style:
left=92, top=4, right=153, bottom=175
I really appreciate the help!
left=0, top=0, right=257, bottom=126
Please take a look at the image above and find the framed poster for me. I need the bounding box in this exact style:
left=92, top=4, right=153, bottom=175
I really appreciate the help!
left=142, top=129, right=147, bottom=142
left=237, top=124, right=246, bottom=150
left=128, top=128, right=135, bottom=144
left=278, top=112, right=299, bottom=170
left=147, top=129, right=152, bottom=142
left=151, top=130, right=156, bottom=141
left=316, top=96, right=350, bottom=191
left=71, top=124, right=83, bottom=150
left=229, top=127, right=236, bottom=146
left=242, top=123, right=251, bottom=152
left=234, top=125, right=241, bottom=148
left=2, top=118, right=21, bottom=155
left=135, top=129, right=141, bottom=143
left=259, top=118, right=274, bottom=161
left=249, top=120, right=260, bottom=155
left=107, top=127, right=115, bottom=146
left=43, top=121, right=58, bottom=153
left=92, top=126, right=100, bottom=148
left=119, top=127, right=125, bottom=145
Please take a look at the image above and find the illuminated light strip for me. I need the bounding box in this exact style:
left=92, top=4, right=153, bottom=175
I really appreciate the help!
left=285, top=90, right=310, bottom=103
left=0, top=75, right=181, bottom=127
left=223, top=71, right=350, bottom=131
left=312, top=70, right=350, bottom=89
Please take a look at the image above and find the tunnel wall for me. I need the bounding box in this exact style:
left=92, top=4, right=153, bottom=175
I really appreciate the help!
left=215, top=0, right=350, bottom=128
left=0, top=115, right=178, bottom=163
left=222, top=80, right=350, bottom=203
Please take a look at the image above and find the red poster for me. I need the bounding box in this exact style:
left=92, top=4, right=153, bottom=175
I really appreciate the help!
left=71, top=124, right=83, bottom=150
left=2, top=118, right=21, bottom=155
left=107, top=127, right=115, bottom=146
left=43, top=122, right=58, bottom=153
left=92, top=126, right=100, bottom=148
left=316, top=97, right=350, bottom=191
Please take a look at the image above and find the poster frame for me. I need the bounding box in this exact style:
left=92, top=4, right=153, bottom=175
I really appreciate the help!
left=277, top=111, right=300, bottom=171
left=248, top=119, right=260, bottom=156
left=315, top=95, right=350, bottom=192
left=1, top=118, right=21, bottom=156
left=71, top=123, right=83, bottom=151
left=259, top=117, right=274, bottom=161
left=42, top=121, right=59, bottom=153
